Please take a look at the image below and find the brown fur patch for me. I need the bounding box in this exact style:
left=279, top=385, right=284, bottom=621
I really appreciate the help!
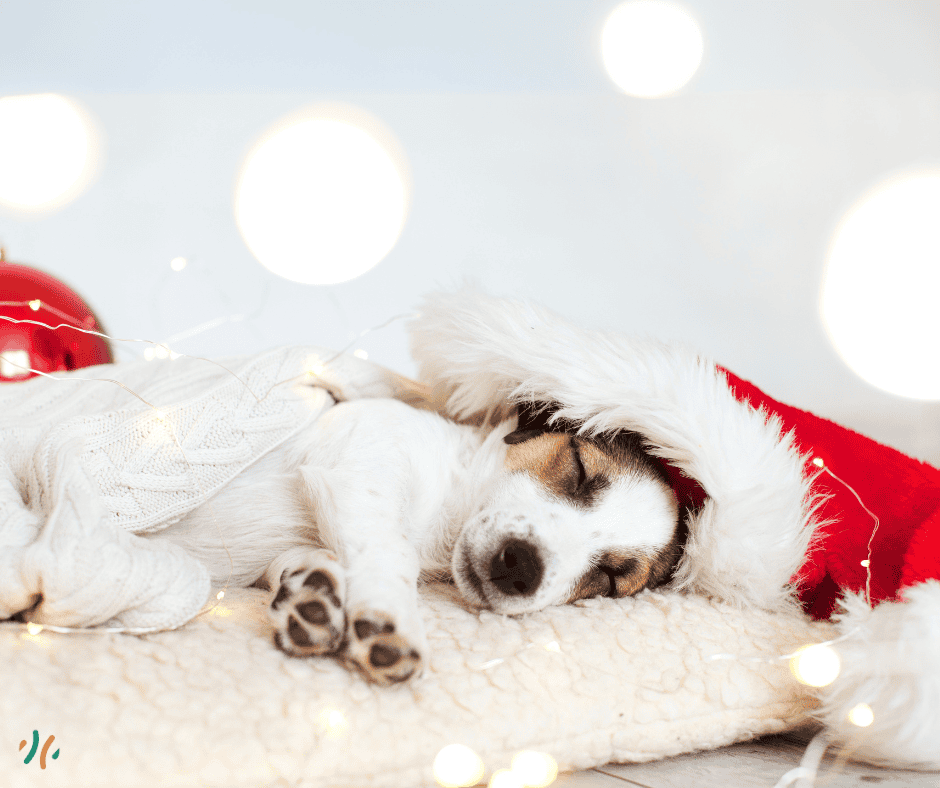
left=505, top=433, right=641, bottom=508
left=565, top=535, right=685, bottom=602
left=565, top=549, right=652, bottom=602
left=504, top=432, right=575, bottom=498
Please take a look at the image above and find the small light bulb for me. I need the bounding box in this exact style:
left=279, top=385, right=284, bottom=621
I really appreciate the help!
left=812, top=457, right=825, bottom=468
left=26, top=622, right=43, bottom=635
left=170, top=256, right=187, bottom=271
left=318, top=708, right=349, bottom=737
left=433, top=744, right=485, bottom=788
left=511, top=751, right=558, bottom=787
left=216, top=590, right=225, bottom=600
left=304, top=355, right=326, bottom=377
left=28, top=299, right=41, bottom=311
left=489, top=769, right=524, bottom=788
left=144, top=347, right=156, bottom=361
left=353, top=348, right=369, bottom=360
left=544, top=641, right=560, bottom=653
left=154, top=344, right=170, bottom=360
left=790, top=644, right=841, bottom=687
left=848, top=703, right=874, bottom=727
left=860, top=559, right=870, bottom=568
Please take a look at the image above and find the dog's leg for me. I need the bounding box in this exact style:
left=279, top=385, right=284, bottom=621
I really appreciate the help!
left=264, top=546, right=347, bottom=658
left=339, top=535, right=426, bottom=686
left=264, top=540, right=426, bottom=684
left=296, top=458, right=428, bottom=685
left=284, top=400, right=454, bottom=684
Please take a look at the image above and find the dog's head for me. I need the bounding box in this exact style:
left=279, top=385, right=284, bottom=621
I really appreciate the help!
left=452, top=402, right=682, bottom=615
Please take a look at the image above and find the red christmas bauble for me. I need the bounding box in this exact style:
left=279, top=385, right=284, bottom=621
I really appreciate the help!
left=0, top=255, right=113, bottom=382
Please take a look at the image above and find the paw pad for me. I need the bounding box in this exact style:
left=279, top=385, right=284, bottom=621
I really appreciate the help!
left=266, top=550, right=424, bottom=686
left=345, top=610, right=422, bottom=686
left=297, top=600, right=329, bottom=625
left=269, top=559, right=346, bottom=658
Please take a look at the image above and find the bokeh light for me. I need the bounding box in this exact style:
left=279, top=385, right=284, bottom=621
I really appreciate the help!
left=0, top=349, right=31, bottom=379
left=789, top=644, right=841, bottom=688
left=601, top=1, right=704, bottom=97
left=317, top=707, right=349, bottom=738
left=821, top=171, right=940, bottom=400
left=235, top=109, right=408, bottom=285
left=433, top=744, right=485, bottom=788
left=0, top=94, right=96, bottom=210
left=489, top=769, right=524, bottom=788
left=510, top=751, right=558, bottom=787
left=848, top=703, right=875, bottom=727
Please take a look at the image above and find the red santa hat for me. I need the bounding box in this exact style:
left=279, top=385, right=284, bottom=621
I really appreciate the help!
left=410, top=288, right=940, bottom=770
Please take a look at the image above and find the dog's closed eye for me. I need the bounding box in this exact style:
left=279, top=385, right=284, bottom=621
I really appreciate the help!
left=572, top=442, right=587, bottom=489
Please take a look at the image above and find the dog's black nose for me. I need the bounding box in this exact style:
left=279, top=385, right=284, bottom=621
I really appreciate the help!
left=489, top=538, right=543, bottom=596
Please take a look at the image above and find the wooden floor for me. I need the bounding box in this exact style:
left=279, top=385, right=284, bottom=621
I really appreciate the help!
left=553, top=732, right=940, bottom=788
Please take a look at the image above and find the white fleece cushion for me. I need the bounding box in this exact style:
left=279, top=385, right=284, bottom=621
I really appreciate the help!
left=1, top=584, right=831, bottom=788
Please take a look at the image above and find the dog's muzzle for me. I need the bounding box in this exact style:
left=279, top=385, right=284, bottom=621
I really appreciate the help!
left=488, top=538, right=543, bottom=597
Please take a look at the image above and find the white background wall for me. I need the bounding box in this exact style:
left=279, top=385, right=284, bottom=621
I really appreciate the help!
left=1, top=1, right=939, bottom=461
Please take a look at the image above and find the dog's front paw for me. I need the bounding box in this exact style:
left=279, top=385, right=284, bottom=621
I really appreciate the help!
left=343, top=608, right=423, bottom=686
left=269, top=550, right=347, bottom=657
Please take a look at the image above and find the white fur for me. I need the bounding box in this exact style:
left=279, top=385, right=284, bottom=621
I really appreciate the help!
left=157, top=397, right=496, bottom=585
left=817, top=582, right=940, bottom=769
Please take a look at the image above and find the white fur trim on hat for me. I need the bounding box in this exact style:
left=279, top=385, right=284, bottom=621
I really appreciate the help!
left=817, top=581, right=940, bottom=770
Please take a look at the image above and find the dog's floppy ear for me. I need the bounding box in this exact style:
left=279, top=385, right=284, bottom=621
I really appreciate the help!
left=503, top=401, right=570, bottom=445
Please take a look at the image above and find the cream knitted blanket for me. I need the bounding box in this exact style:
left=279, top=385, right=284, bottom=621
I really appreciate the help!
left=0, top=346, right=369, bottom=629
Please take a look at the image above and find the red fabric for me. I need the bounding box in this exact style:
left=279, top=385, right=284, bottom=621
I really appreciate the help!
left=660, top=369, right=940, bottom=619
left=704, top=369, right=940, bottom=620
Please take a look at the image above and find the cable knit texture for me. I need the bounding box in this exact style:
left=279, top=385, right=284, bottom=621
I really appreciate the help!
left=0, top=347, right=334, bottom=627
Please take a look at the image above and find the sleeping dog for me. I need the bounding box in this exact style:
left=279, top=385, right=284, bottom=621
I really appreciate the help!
left=156, top=392, right=682, bottom=685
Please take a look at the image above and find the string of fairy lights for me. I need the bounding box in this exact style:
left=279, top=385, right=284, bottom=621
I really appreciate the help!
left=0, top=300, right=884, bottom=788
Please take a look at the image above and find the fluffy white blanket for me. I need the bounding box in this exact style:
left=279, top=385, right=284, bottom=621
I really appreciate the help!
left=0, top=584, right=830, bottom=787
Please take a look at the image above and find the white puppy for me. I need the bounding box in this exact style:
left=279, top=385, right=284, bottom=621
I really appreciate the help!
left=156, top=394, right=681, bottom=685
